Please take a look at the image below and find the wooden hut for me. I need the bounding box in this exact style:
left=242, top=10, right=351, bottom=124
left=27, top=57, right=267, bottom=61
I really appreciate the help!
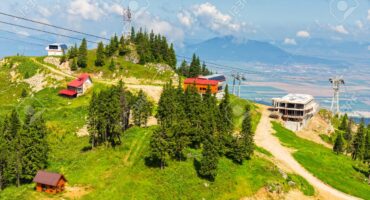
left=33, top=171, right=67, bottom=194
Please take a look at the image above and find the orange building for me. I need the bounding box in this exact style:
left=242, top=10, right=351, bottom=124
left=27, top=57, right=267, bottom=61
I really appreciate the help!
left=33, top=171, right=67, bottom=194
left=183, top=78, right=220, bottom=94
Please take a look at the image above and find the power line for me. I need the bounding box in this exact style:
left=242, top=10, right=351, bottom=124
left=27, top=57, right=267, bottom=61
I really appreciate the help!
left=0, top=28, right=53, bottom=43
left=0, top=11, right=110, bottom=41
left=0, top=20, right=99, bottom=44
left=0, top=35, right=44, bottom=47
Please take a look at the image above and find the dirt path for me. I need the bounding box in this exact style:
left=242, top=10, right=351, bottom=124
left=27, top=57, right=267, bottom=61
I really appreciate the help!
left=32, top=58, right=76, bottom=79
left=254, top=105, right=360, bottom=200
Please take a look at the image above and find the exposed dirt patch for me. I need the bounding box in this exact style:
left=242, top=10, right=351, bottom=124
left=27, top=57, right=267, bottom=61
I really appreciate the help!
left=24, top=73, right=47, bottom=92
left=63, top=185, right=92, bottom=199
left=126, top=85, right=163, bottom=103
left=77, top=125, right=89, bottom=137
left=297, top=113, right=333, bottom=148
left=242, top=188, right=316, bottom=200
left=44, top=57, right=72, bottom=75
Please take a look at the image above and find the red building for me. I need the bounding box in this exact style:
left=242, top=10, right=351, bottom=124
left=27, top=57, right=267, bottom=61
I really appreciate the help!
left=59, top=74, right=93, bottom=97
left=33, top=171, right=67, bottom=194
left=183, top=77, right=220, bottom=94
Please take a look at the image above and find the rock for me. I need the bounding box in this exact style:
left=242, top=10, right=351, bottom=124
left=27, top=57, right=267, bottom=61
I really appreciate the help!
left=288, top=181, right=296, bottom=187
left=278, top=168, right=288, bottom=179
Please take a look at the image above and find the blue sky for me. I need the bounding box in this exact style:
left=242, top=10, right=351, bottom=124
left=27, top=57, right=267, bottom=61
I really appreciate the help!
left=0, top=0, right=369, bottom=48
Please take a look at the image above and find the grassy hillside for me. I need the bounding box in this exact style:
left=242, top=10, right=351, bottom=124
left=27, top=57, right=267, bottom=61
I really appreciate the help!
left=272, top=122, right=370, bottom=199
left=0, top=55, right=314, bottom=199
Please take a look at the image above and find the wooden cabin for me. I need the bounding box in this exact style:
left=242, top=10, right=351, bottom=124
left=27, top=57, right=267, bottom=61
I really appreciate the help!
left=59, top=73, right=93, bottom=97
left=33, top=171, right=67, bottom=194
left=183, top=77, right=220, bottom=94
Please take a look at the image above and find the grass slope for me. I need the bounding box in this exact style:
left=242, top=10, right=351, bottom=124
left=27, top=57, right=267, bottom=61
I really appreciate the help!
left=272, top=122, right=370, bottom=199
left=0, top=56, right=313, bottom=199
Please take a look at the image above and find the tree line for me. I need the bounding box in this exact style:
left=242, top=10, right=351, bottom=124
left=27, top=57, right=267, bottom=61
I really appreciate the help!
left=87, top=81, right=153, bottom=148
left=333, top=114, right=370, bottom=163
left=177, top=54, right=212, bottom=78
left=147, top=82, right=254, bottom=181
left=0, top=108, right=48, bottom=190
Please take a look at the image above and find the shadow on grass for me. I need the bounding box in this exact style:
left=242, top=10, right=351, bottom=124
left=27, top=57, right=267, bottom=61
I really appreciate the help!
left=80, top=146, right=92, bottom=152
left=193, top=158, right=215, bottom=182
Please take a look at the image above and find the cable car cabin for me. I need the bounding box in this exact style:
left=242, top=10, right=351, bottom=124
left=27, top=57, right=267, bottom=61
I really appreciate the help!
left=33, top=171, right=67, bottom=194
left=183, top=78, right=220, bottom=95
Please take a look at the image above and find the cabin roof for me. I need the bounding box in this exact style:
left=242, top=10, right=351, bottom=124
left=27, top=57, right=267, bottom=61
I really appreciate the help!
left=184, top=78, right=219, bottom=86
left=68, top=73, right=91, bottom=88
left=59, top=89, right=77, bottom=96
left=33, top=171, right=67, bottom=186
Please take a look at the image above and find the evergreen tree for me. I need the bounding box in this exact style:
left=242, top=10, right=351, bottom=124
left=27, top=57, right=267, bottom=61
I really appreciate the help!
left=132, top=90, right=153, bottom=127
left=109, top=59, right=116, bottom=71
left=339, top=114, right=348, bottom=131
left=168, top=43, right=177, bottom=69
left=68, top=44, right=78, bottom=59
left=184, top=85, right=204, bottom=148
left=148, top=127, right=169, bottom=169
left=71, top=58, right=78, bottom=71
left=344, top=119, right=353, bottom=153
left=333, top=132, right=345, bottom=155
left=199, top=135, right=219, bottom=181
left=241, top=105, right=254, bottom=159
left=352, top=119, right=366, bottom=160
left=0, top=117, right=7, bottom=190
left=189, top=54, right=201, bottom=77
left=77, top=38, right=88, bottom=68
left=364, top=125, right=370, bottom=162
left=95, top=42, right=105, bottom=67
left=130, top=27, right=136, bottom=42
left=177, top=60, right=189, bottom=77
left=218, top=85, right=233, bottom=154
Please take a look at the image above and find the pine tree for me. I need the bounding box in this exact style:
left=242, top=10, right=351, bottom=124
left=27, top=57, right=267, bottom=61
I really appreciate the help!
left=0, top=117, right=7, bottom=190
left=339, top=114, right=348, bottom=131
left=109, top=59, right=116, bottom=71
left=130, top=27, right=136, bottom=42
left=344, top=119, right=353, bottom=153
left=184, top=85, right=204, bottom=148
left=333, top=132, right=345, bottom=155
left=177, top=60, right=189, bottom=77
left=189, top=54, right=201, bottom=77
left=199, top=135, right=219, bottom=181
left=352, top=119, right=366, bottom=160
left=168, top=43, right=177, bottom=69
left=77, top=38, right=88, bottom=68
left=133, top=90, right=153, bottom=127
left=149, top=127, right=169, bottom=169
left=68, top=44, right=78, bottom=59
left=241, top=105, right=254, bottom=159
left=71, top=58, right=78, bottom=71
left=218, top=85, right=233, bottom=154
left=364, top=125, right=370, bottom=162
left=95, top=42, right=105, bottom=67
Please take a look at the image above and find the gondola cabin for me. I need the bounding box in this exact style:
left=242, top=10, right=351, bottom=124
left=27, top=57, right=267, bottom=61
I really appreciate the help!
left=33, top=171, right=67, bottom=194
left=45, top=43, right=68, bottom=56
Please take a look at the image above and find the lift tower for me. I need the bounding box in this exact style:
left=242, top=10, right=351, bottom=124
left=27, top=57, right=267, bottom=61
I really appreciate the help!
left=329, top=76, right=345, bottom=114
left=122, top=7, right=132, bottom=38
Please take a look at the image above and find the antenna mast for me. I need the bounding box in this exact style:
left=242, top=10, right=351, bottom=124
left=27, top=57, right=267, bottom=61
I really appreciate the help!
left=123, top=6, right=132, bottom=38
left=329, top=76, right=345, bottom=115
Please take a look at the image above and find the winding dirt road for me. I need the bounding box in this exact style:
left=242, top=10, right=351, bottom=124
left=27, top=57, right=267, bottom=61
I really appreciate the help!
left=254, top=105, right=360, bottom=200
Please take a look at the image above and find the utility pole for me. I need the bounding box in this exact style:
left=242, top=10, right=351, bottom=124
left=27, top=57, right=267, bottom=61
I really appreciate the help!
left=231, top=72, right=246, bottom=97
left=329, top=76, right=345, bottom=115
left=122, top=6, right=132, bottom=38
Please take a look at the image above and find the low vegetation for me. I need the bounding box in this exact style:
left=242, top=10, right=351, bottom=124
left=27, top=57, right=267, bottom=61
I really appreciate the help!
left=272, top=121, right=370, bottom=199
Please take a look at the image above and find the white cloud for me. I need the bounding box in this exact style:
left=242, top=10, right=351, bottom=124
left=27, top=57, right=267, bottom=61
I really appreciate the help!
left=17, top=31, right=30, bottom=37
left=283, top=38, right=297, bottom=45
left=68, top=0, right=103, bottom=21
left=355, top=20, right=363, bottom=29
left=368, top=45, right=370, bottom=51
left=332, top=25, right=349, bottom=35
left=177, top=11, right=193, bottom=28
left=103, top=3, right=124, bottom=15
left=296, top=30, right=310, bottom=38
left=38, top=6, right=51, bottom=17
left=178, top=2, right=246, bottom=36
left=136, top=12, right=184, bottom=44
left=368, top=10, right=370, bottom=21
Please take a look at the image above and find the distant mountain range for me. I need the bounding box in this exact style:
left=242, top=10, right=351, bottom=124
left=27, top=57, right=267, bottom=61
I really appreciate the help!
left=182, top=36, right=349, bottom=66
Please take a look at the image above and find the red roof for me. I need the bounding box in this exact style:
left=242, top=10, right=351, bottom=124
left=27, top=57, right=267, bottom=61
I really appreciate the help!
left=59, top=89, right=77, bottom=96
left=33, top=171, right=67, bottom=186
left=68, top=73, right=91, bottom=88
left=184, top=78, right=219, bottom=86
